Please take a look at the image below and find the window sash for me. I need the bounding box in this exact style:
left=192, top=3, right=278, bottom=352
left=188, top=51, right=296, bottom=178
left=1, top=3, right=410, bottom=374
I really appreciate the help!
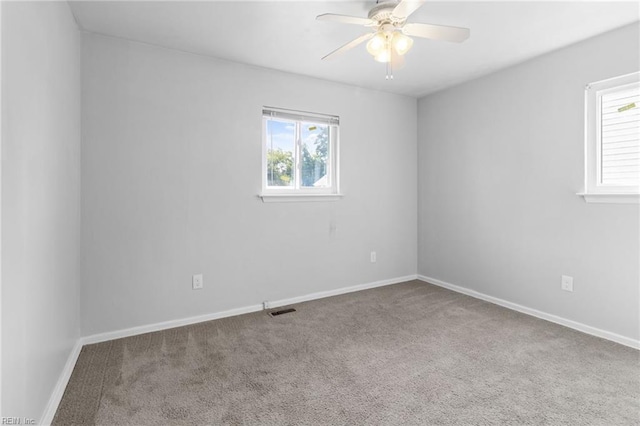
left=264, top=117, right=297, bottom=189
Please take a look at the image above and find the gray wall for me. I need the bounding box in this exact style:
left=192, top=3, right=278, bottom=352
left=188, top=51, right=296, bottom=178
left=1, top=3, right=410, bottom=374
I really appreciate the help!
left=81, top=34, right=418, bottom=336
left=1, top=2, right=81, bottom=420
left=418, top=23, right=640, bottom=340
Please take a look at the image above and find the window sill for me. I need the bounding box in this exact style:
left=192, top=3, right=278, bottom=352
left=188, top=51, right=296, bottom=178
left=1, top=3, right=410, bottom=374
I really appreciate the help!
left=259, top=193, right=344, bottom=203
left=577, top=193, right=640, bottom=204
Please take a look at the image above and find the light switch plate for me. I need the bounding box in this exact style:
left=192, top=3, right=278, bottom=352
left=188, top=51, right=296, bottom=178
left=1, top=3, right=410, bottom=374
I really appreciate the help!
left=193, top=274, right=203, bottom=290
left=561, top=275, right=573, bottom=292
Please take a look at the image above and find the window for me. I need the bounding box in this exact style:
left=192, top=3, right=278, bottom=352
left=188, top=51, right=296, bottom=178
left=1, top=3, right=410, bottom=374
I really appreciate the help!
left=261, top=107, right=341, bottom=202
left=582, top=72, right=640, bottom=203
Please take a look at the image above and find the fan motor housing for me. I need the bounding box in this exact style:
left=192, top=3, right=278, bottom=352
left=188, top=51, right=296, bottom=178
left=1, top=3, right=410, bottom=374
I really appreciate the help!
left=368, top=2, right=402, bottom=23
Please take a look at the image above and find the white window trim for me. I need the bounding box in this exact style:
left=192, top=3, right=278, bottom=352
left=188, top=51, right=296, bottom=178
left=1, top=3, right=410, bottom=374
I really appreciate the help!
left=580, top=71, right=640, bottom=204
left=259, top=193, right=344, bottom=203
left=260, top=107, right=341, bottom=203
left=576, top=193, right=639, bottom=204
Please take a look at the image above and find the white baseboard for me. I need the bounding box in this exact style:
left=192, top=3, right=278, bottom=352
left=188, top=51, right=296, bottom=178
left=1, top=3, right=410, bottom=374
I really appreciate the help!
left=81, top=304, right=264, bottom=345
left=267, top=274, right=418, bottom=309
left=40, top=340, right=83, bottom=425
left=82, top=275, right=417, bottom=345
left=417, top=275, right=639, bottom=350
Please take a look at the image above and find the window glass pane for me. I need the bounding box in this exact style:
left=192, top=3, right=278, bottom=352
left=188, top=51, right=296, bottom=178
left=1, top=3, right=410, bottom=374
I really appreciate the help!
left=301, top=122, right=330, bottom=188
left=265, top=119, right=295, bottom=187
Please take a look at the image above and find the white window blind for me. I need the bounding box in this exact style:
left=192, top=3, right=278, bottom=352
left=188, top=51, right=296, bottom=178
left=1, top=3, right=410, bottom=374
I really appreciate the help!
left=599, top=83, right=640, bottom=186
left=262, top=107, right=339, bottom=126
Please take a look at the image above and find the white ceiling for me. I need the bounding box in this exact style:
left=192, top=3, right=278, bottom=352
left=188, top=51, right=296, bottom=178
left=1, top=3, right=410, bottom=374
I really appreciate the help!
left=68, top=1, right=640, bottom=97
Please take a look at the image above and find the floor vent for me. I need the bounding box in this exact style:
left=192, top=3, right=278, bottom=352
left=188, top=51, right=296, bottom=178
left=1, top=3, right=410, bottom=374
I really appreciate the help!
left=269, top=308, right=296, bottom=317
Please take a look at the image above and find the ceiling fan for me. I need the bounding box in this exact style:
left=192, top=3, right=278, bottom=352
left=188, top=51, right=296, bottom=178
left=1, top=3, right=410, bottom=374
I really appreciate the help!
left=317, top=0, right=470, bottom=79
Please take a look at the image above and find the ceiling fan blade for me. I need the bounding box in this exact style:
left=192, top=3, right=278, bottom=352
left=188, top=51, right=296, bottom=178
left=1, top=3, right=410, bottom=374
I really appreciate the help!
left=392, top=0, right=426, bottom=20
left=403, top=22, right=470, bottom=43
left=316, top=13, right=375, bottom=27
left=321, top=33, right=374, bottom=61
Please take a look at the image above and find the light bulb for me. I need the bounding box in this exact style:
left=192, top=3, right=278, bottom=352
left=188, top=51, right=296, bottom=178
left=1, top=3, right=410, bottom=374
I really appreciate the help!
left=392, top=33, right=413, bottom=56
left=374, top=49, right=391, bottom=63
left=366, top=33, right=387, bottom=56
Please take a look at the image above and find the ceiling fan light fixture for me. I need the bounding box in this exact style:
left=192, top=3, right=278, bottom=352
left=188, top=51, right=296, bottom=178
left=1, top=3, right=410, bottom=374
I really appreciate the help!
left=392, top=32, right=413, bottom=56
left=366, top=32, right=387, bottom=56
left=374, top=49, right=391, bottom=63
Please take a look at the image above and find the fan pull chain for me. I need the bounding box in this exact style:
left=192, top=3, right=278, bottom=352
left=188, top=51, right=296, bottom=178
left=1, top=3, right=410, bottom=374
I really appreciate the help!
left=386, top=62, right=394, bottom=80
left=385, top=46, right=394, bottom=80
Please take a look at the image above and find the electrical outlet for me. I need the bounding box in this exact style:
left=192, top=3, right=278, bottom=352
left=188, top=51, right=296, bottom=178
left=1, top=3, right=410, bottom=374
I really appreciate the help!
left=370, top=251, right=377, bottom=263
left=561, top=275, right=573, bottom=292
left=192, top=274, right=203, bottom=290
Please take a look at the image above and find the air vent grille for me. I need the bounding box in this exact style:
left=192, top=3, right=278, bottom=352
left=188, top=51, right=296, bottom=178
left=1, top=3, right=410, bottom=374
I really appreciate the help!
left=269, top=308, right=296, bottom=317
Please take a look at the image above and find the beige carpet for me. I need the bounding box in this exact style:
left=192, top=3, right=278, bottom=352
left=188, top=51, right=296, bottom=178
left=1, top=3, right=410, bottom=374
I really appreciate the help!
left=53, top=280, right=639, bottom=425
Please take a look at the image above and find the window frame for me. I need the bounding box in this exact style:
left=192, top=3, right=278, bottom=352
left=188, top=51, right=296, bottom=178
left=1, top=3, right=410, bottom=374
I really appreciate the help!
left=260, top=107, right=341, bottom=202
left=581, top=72, right=640, bottom=204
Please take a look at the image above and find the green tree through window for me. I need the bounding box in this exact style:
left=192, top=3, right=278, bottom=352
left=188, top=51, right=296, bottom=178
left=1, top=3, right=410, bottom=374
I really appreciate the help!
left=267, top=148, right=293, bottom=186
left=301, top=126, right=329, bottom=187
